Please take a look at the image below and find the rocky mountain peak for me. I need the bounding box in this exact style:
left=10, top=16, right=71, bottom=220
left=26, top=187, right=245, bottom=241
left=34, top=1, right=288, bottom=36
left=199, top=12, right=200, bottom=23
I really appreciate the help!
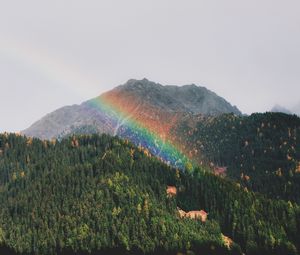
left=23, top=79, right=242, bottom=139
left=109, top=78, right=242, bottom=116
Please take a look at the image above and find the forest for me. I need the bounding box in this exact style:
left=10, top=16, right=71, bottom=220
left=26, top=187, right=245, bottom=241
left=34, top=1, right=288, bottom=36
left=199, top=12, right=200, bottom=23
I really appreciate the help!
left=0, top=133, right=300, bottom=254
left=177, top=112, right=300, bottom=203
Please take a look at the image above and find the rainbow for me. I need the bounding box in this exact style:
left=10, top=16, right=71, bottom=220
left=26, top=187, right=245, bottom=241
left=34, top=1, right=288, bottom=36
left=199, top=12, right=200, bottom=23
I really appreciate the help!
left=1, top=37, right=193, bottom=169
left=87, top=96, right=192, bottom=169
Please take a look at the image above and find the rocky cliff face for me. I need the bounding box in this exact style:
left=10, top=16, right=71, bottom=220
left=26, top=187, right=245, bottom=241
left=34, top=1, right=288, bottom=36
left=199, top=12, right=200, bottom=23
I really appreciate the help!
left=110, top=78, right=241, bottom=115
left=23, top=78, right=242, bottom=140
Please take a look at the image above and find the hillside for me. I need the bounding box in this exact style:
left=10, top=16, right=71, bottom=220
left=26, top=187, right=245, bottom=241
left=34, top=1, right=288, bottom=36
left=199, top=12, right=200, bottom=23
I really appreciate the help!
left=0, top=134, right=300, bottom=254
left=176, top=112, right=300, bottom=203
left=21, top=80, right=300, bottom=204
left=20, top=80, right=300, bottom=207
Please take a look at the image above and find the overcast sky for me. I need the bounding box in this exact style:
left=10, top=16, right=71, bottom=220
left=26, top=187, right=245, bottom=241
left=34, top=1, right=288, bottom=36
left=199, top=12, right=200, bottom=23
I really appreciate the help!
left=1, top=0, right=300, bottom=132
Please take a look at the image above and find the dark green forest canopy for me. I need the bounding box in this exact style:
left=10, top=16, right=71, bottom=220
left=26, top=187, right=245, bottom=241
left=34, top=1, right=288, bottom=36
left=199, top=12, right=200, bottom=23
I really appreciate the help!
left=176, top=112, right=300, bottom=203
left=0, top=133, right=299, bottom=255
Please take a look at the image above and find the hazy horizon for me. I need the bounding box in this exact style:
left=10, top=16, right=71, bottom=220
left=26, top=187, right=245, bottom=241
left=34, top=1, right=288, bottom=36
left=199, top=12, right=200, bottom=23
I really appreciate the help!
left=1, top=0, right=300, bottom=132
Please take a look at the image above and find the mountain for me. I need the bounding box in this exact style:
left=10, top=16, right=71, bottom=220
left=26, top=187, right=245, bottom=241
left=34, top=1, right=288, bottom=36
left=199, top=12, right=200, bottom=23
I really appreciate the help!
left=23, top=78, right=242, bottom=140
left=0, top=133, right=299, bottom=255
left=22, top=79, right=300, bottom=201
left=22, top=80, right=300, bottom=201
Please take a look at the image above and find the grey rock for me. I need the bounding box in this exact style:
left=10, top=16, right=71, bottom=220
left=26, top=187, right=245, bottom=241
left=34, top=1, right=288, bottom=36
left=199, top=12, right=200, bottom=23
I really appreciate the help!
left=23, top=78, right=242, bottom=139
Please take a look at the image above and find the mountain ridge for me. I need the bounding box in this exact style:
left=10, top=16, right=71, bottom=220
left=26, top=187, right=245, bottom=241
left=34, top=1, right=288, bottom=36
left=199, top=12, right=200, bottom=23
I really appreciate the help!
left=109, top=78, right=241, bottom=115
left=23, top=78, right=242, bottom=140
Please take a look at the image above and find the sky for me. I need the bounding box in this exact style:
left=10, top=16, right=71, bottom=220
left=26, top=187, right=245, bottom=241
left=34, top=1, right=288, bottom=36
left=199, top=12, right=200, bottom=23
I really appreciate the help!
left=1, top=0, right=300, bottom=132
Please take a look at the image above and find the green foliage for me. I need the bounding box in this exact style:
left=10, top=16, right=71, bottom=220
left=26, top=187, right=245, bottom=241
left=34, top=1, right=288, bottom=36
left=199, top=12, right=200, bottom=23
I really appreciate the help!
left=0, top=133, right=299, bottom=254
left=185, top=161, right=194, bottom=174
left=0, top=227, right=4, bottom=244
left=177, top=169, right=300, bottom=255
left=0, top=133, right=231, bottom=255
left=178, top=112, right=300, bottom=203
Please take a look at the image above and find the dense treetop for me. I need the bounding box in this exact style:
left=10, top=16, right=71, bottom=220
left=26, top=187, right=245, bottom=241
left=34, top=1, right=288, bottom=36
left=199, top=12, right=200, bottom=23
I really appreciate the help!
left=0, top=133, right=299, bottom=254
left=177, top=112, right=300, bottom=203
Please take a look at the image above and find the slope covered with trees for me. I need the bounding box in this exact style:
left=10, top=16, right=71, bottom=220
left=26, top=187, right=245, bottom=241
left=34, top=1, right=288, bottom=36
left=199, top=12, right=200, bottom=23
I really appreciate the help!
left=0, top=133, right=300, bottom=254
left=177, top=112, right=300, bottom=203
